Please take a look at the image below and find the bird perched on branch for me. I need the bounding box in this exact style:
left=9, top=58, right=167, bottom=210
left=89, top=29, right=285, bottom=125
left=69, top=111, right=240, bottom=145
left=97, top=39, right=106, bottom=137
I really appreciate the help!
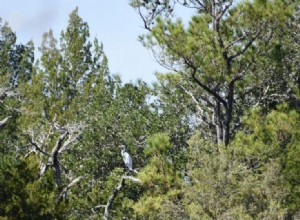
left=121, top=145, right=133, bottom=171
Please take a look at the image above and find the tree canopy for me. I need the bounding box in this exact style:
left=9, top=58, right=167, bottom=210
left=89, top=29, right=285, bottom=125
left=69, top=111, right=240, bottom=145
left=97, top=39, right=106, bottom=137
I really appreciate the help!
left=1, top=2, right=300, bottom=219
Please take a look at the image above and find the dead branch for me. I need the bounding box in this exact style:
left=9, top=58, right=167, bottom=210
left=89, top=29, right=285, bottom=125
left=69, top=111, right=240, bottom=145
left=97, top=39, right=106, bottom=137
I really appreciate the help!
left=0, top=116, right=11, bottom=130
left=28, top=139, right=50, bottom=157
left=24, top=149, right=35, bottom=158
left=103, top=174, right=141, bottom=220
left=0, top=87, right=12, bottom=100
left=39, top=131, right=69, bottom=186
left=50, top=131, right=69, bottom=159
left=104, top=176, right=125, bottom=220
left=0, top=87, right=20, bottom=110
left=122, top=175, right=141, bottom=183
left=25, top=120, right=85, bottom=189
left=92, top=205, right=107, bottom=214
left=57, top=175, right=84, bottom=202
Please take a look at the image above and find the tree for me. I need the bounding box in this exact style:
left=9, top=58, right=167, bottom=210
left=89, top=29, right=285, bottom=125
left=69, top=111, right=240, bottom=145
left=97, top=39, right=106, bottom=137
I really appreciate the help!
left=36, top=8, right=109, bottom=122
left=133, top=133, right=187, bottom=219
left=76, top=79, right=164, bottom=219
left=16, top=9, right=166, bottom=219
left=233, top=105, right=300, bottom=218
left=1, top=3, right=299, bottom=218
left=0, top=19, right=34, bottom=150
left=129, top=1, right=300, bottom=218
left=185, top=133, right=286, bottom=219
left=0, top=155, right=67, bottom=220
left=0, top=19, right=34, bottom=87
left=15, top=9, right=110, bottom=217
left=130, top=0, right=298, bottom=145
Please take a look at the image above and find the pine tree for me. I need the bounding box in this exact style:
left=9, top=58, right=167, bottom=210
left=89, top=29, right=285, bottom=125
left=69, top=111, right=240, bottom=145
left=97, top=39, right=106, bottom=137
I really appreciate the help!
left=130, top=0, right=298, bottom=146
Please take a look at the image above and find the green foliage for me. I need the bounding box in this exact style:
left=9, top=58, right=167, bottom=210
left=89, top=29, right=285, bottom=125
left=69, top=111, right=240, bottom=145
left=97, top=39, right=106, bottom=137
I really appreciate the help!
left=144, top=133, right=172, bottom=155
left=1, top=0, right=300, bottom=218
left=185, top=133, right=289, bottom=219
left=0, top=20, right=34, bottom=150
left=133, top=133, right=186, bottom=219
left=0, top=156, right=66, bottom=220
left=34, top=8, right=109, bottom=122
left=132, top=106, right=300, bottom=219
left=233, top=106, right=300, bottom=214
left=0, top=20, right=34, bottom=86
left=131, top=0, right=299, bottom=146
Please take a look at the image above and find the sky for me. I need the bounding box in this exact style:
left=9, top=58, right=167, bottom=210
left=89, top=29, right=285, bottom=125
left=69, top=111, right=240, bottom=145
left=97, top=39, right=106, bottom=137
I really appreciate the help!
left=0, top=0, right=169, bottom=83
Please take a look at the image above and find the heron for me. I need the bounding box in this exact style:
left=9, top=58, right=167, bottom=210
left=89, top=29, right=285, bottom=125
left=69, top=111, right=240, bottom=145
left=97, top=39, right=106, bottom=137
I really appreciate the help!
left=121, top=145, right=133, bottom=171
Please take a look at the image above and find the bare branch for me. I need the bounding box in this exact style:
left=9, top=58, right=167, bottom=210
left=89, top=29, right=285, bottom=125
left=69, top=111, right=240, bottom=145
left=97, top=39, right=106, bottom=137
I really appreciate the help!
left=0, top=87, right=20, bottom=110
left=58, top=123, right=86, bottom=153
left=91, top=205, right=106, bottom=214
left=48, top=131, right=69, bottom=186
left=28, top=139, right=50, bottom=157
left=24, top=149, right=35, bottom=158
left=51, top=131, right=69, bottom=156
left=0, top=87, right=12, bottom=100
left=57, top=176, right=85, bottom=202
left=26, top=120, right=85, bottom=183
left=178, top=85, right=216, bottom=128
left=94, top=205, right=107, bottom=209
left=104, top=176, right=125, bottom=220
left=0, top=116, right=11, bottom=130
left=138, top=7, right=152, bottom=31
left=104, top=174, right=141, bottom=220
left=179, top=85, right=204, bottom=114
left=122, top=175, right=141, bottom=183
